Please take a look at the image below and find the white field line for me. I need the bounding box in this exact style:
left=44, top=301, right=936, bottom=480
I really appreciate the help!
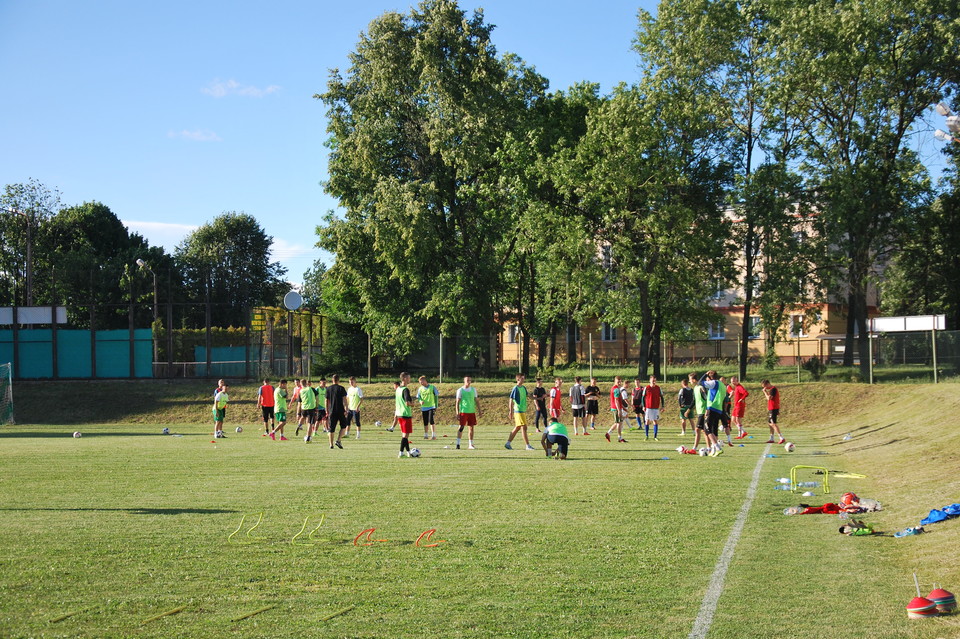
left=688, top=443, right=772, bottom=639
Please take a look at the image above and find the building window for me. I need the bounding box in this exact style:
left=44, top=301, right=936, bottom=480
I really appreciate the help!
left=712, top=285, right=725, bottom=301
left=709, top=322, right=725, bottom=340
left=507, top=325, right=519, bottom=343
left=567, top=323, right=580, bottom=343
left=749, top=316, right=762, bottom=339
left=601, top=322, right=617, bottom=342
left=790, top=315, right=806, bottom=338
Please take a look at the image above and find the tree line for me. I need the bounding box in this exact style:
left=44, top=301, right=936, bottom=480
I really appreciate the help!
left=316, top=0, right=959, bottom=379
left=0, top=180, right=288, bottom=330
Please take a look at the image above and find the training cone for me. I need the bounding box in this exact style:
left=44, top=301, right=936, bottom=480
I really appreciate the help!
left=928, top=588, right=957, bottom=614
left=906, top=596, right=939, bottom=619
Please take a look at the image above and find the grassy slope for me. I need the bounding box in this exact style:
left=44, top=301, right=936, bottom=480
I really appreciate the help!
left=0, top=381, right=958, bottom=638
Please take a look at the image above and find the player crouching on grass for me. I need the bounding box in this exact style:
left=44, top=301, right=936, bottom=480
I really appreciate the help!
left=542, top=418, right=570, bottom=460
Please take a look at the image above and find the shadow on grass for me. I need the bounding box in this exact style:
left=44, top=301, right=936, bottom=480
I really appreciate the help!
left=844, top=438, right=907, bottom=453
left=0, top=431, right=197, bottom=438
left=0, top=507, right=237, bottom=515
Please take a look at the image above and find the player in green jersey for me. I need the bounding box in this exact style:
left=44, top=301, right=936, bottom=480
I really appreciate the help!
left=542, top=418, right=570, bottom=459
left=269, top=379, right=289, bottom=440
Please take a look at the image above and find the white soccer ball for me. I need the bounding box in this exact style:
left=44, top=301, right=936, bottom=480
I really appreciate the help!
left=235, top=426, right=243, bottom=433
left=697, top=447, right=708, bottom=456
left=162, top=427, right=170, bottom=435
left=676, top=446, right=686, bottom=453
left=375, top=420, right=383, bottom=427
left=784, top=441, right=796, bottom=453
left=410, top=448, right=421, bottom=457
left=72, top=431, right=82, bottom=438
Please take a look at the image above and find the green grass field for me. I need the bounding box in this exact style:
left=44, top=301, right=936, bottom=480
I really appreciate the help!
left=1, top=380, right=959, bottom=638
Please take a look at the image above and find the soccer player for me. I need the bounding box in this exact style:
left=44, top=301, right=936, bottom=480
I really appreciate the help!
left=314, top=378, right=328, bottom=436
left=531, top=378, right=548, bottom=432
left=326, top=374, right=349, bottom=449
left=542, top=417, right=570, bottom=460
left=699, top=371, right=726, bottom=456
left=417, top=375, right=439, bottom=440
left=630, top=378, right=644, bottom=431
left=299, top=379, right=318, bottom=443
left=505, top=373, right=535, bottom=450
left=346, top=376, right=364, bottom=439
left=213, top=382, right=229, bottom=438
left=730, top=376, right=749, bottom=439
left=569, top=376, right=588, bottom=435
left=718, top=376, right=733, bottom=446
left=605, top=377, right=628, bottom=443
left=549, top=377, right=564, bottom=421
left=690, top=372, right=707, bottom=452
left=762, top=379, right=785, bottom=444
left=455, top=376, right=480, bottom=450
left=292, top=379, right=305, bottom=436
left=396, top=372, right=415, bottom=457
left=270, top=379, right=289, bottom=440
left=677, top=377, right=694, bottom=437
left=641, top=375, right=664, bottom=441
left=584, top=376, right=600, bottom=431
left=256, top=378, right=275, bottom=436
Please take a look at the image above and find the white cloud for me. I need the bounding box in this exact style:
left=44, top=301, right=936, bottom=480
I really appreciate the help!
left=270, top=236, right=315, bottom=262
left=122, top=220, right=198, bottom=252
left=202, top=79, right=281, bottom=98
left=167, top=129, right=222, bottom=142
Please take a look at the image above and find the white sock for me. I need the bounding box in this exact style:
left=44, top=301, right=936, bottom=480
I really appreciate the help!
left=456, top=437, right=461, bottom=446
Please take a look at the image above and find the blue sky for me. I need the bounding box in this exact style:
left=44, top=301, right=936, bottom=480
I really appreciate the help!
left=1, top=1, right=949, bottom=287
left=0, top=0, right=657, bottom=284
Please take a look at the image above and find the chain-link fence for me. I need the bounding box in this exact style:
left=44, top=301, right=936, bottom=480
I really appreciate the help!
left=1, top=302, right=325, bottom=381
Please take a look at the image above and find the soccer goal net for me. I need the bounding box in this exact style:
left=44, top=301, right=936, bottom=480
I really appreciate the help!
left=0, top=363, right=13, bottom=425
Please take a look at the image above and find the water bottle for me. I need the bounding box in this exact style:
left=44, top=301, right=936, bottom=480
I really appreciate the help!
left=842, top=433, right=852, bottom=441
left=777, top=477, right=790, bottom=484
left=797, top=481, right=820, bottom=488
left=784, top=506, right=804, bottom=515
left=774, top=484, right=792, bottom=491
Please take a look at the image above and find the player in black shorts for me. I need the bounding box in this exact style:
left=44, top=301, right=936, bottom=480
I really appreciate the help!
left=584, top=377, right=600, bottom=430
left=531, top=378, right=548, bottom=432
left=325, top=374, right=349, bottom=450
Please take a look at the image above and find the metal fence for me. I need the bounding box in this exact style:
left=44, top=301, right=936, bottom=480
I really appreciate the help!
left=0, top=303, right=326, bottom=381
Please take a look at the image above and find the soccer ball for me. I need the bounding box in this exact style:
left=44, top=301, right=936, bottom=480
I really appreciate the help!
left=697, top=447, right=708, bottom=456
left=676, top=446, right=686, bottom=453
left=410, top=448, right=421, bottom=458
left=162, top=427, right=170, bottom=435
left=235, top=426, right=243, bottom=433
left=72, top=431, right=82, bottom=438
left=375, top=420, right=383, bottom=428
left=784, top=441, right=795, bottom=453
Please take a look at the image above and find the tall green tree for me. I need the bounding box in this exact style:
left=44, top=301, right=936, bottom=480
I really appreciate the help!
left=881, top=148, right=960, bottom=329
left=561, top=83, right=732, bottom=377
left=0, top=179, right=61, bottom=306
left=175, top=212, right=287, bottom=327
left=635, top=0, right=826, bottom=379
left=769, top=0, right=956, bottom=377
left=317, top=0, right=546, bottom=372
left=44, top=201, right=177, bottom=328
left=495, top=83, right=604, bottom=374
